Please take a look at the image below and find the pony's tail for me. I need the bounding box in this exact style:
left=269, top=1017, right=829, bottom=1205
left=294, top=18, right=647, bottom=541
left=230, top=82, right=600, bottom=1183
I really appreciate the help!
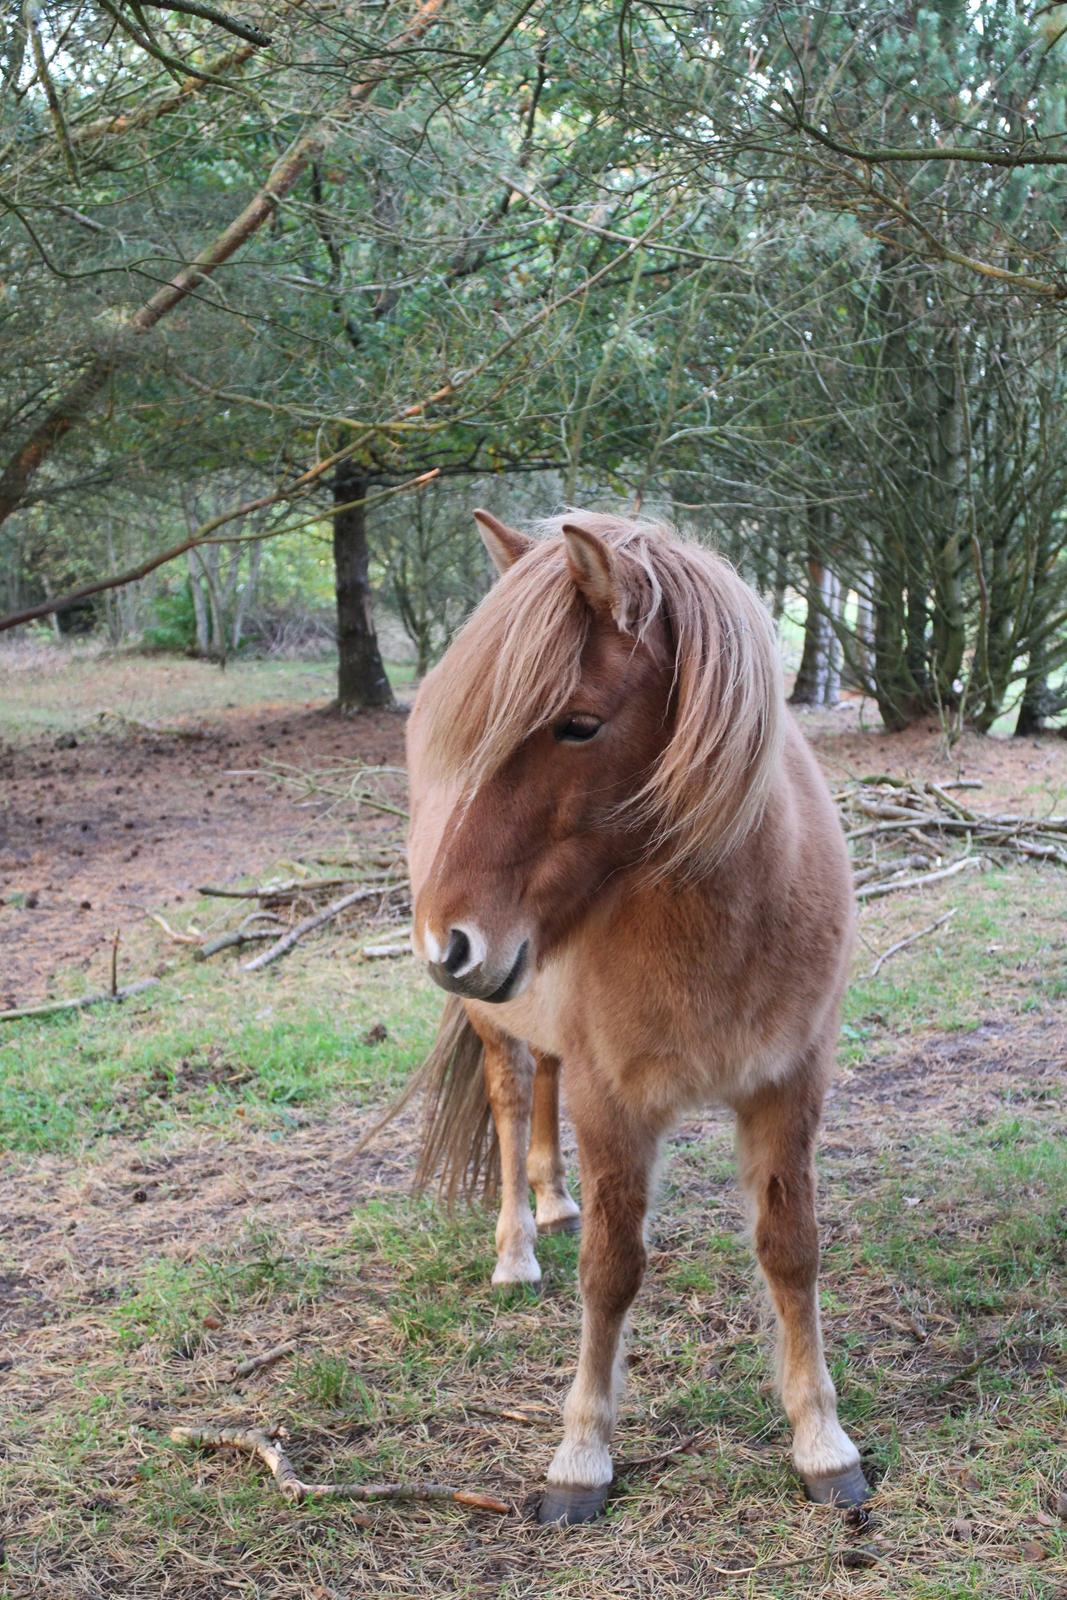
left=413, top=996, right=499, bottom=1206
left=354, top=996, right=499, bottom=1207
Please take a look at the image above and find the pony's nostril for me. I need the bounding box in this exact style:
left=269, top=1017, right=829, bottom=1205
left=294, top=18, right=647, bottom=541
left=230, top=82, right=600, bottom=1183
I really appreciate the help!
left=442, top=928, right=471, bottom=975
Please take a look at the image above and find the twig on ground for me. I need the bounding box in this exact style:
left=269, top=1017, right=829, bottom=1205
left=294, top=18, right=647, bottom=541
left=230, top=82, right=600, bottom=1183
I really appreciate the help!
left=150, top=912, right=202, bottom=945
left=169, top=1425, right=510, bottom=1513
left=464, top=1400, right=556, bottom=1426
left=242, top=886, right=398, bottom=972
left=233, top=1341, right=300, bottom=1379
left=927, top=1331, right=1020, bottom=1396
left=855, top=855, right=984, bottom=901
left=362, top=938, right=411, bottom=959
left=615, top=1427, right=713, bottom=1475
left=198, top=878, right=352, bottom=900
left=0, top=979, right=159, bottom=1023
left=868, top=908, right=958, bottom=977
left=196, top=927, right=278, bottom=961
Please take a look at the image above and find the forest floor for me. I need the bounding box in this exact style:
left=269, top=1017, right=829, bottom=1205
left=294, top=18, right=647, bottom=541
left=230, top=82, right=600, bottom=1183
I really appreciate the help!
left=0, top=652, right=1064, bottom=1599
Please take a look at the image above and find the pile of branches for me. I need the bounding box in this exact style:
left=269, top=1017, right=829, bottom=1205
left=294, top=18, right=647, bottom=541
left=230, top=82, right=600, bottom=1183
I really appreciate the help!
left=840, top=776, right=1067, bottom=903
left=159, top=759, right=415, bottom=972
left=155, top=863, right=410, bottom=972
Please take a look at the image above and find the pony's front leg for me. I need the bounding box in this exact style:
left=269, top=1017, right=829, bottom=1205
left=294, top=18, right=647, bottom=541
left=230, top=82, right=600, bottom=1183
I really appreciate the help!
left=539, top=1098, right=658, bottom=1525
left=480, top=1028, right=541, bottom=1287
left=735, top=1071, right=870, bottom=1507
left=528, top=1052, right=580, bottom=1235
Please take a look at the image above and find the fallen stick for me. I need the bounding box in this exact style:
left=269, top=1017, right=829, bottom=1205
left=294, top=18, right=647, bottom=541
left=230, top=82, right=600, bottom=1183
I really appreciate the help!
left=0, top=978, right=159, bottom=1023
left=243, top=886, right=396, bottom=972
left=855, top=855, right=984, bottom=901
left=196, top=928, right=278, bottom=961
left=868, top=908, right=957, bottom=978
left=169, top=1426, right=509, bottom=1513
left=464, top=1400, right=556, bottom=1426
left=197, top=877, right=352, bottom=900
left=853, top=853, right=931, bottom=886
left=926, top=1331, right=1019, bottom=1396
left=615, top=1426, right=713, bottom=1475
left=233, top=1341, right=300, bottom=1379
left=362, top=939, right=412, bottom=959
left=150, top=912, right=202, bottom=945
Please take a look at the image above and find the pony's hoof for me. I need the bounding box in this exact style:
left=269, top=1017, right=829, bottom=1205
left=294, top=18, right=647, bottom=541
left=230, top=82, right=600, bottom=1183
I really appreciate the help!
left=537, top=1483, right=608, bottom=1525
left=537, top=1213, right=581, bottom=1237
left=803, top=1464, right=871, bottom=1507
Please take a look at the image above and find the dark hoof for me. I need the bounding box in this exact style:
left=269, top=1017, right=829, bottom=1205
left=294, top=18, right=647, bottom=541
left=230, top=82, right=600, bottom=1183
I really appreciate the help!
left=803, top=1464, right=871, bottom=1507
left=537, top=1213, right=581, bottom=1237
left=537, top=1483, right=609, bottom=1525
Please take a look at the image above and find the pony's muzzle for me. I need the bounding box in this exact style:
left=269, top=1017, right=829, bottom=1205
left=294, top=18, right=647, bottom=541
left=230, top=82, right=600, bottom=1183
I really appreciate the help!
left=425, top=934, right=529, bottom=1004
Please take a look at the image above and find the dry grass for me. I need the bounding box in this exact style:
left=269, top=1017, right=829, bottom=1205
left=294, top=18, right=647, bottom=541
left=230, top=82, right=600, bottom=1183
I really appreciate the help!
left=2, top=1002, right=1063, bottom=1598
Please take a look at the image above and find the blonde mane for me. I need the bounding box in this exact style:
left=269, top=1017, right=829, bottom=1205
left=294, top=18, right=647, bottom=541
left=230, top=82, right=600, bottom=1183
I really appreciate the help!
left=423, top=511, right=785, bottom=876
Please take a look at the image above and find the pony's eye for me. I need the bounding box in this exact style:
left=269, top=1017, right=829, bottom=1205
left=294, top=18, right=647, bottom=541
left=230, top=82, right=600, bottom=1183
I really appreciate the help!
left=554, top=714, right=603, bottom=744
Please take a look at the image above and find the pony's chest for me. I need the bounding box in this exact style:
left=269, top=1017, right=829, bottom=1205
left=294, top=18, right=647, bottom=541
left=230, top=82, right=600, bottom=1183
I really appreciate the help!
left=479, top=937, right=794, bottom=1109
left=472, top=954, right=574, bottom=1059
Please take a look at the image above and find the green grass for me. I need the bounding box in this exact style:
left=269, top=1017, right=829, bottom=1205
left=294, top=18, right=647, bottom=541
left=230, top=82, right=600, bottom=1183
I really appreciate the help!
left=0, top=890, right=439, bottom=1153
left=3, top=862, right=1060, bottom=1159
left=842, top=867, right=1065, bottom=1058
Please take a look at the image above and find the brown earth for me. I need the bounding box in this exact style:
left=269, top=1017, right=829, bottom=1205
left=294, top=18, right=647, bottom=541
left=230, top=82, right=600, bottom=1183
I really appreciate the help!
left=1, top=686, right=1065, bottom=1012
left=0, top=704, right=407, bottom=1009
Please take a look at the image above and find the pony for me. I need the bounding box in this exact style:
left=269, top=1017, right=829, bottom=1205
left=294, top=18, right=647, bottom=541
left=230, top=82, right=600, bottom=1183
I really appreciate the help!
left=403, top=507, right=869, bottom=1525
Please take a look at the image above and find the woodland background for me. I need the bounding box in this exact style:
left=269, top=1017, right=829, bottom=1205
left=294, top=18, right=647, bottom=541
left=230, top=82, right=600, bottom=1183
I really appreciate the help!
left=2, top=9, right=1067, bottom=1597
left=2, top=0, right=1066, bottom=733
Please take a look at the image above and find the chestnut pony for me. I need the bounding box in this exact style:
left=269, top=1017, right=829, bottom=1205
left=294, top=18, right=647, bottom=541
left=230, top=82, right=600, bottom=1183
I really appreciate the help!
left=405, top=508, right=869, bottom=1524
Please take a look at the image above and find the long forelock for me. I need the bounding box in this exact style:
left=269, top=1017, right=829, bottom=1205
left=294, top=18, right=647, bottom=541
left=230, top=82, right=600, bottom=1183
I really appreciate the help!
left=422, top=511, right=784, bottom=875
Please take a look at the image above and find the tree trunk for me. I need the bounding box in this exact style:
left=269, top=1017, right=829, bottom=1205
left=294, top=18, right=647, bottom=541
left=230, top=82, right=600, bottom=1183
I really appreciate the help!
left=1015, top=675, right=1052, bottom=737
left=790, top=559, right=823, bottom=706
left=188, top=549, right=211, bottom=655
left=232, top=539, right=261, bottom=652
left=825, top=569, right=842, bottom=707
left=790, top=507, right=838, bottom=708
left=333, top=464, right=393, bottom=710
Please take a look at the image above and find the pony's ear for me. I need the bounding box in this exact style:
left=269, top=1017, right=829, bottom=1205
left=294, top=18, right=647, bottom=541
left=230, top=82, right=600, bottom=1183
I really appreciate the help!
left=562, top=523, right=622, bottom=620
left=473, top=509, right=533, bottom=576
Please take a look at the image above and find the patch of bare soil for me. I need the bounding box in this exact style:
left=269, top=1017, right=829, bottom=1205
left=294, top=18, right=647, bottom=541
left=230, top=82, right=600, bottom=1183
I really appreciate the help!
left=797, top=695, right=1067, bottom=813
left=0, top=704, right=406, bottom=1008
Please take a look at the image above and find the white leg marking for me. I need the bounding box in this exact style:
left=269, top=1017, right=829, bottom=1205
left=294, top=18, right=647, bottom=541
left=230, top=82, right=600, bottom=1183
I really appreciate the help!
left=492, top=1200, right=541, bottom=1286
left=786, top=1372, right=860, bottom=1477
left=533, top=1181, right=581, bottom=1232
left=546, top=1344, right=625, bottom=1488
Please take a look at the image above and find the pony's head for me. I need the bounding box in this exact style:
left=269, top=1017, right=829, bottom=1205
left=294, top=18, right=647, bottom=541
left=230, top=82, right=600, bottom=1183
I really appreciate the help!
left=406, top=509, right=783, bottom=1003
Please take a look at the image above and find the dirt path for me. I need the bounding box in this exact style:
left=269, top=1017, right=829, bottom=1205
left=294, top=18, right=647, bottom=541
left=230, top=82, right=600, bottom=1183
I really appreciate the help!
left=0, top=706, right=406, bottom=1008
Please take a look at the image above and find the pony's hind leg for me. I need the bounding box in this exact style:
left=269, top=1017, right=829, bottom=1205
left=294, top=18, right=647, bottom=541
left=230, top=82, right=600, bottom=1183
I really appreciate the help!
left=734, top=1067, right=869, bottom=1507
left=539, top=1094, right=659, bottom=1525
left=528, top=1053, right=580, bottom=1235
left=481, top=1029, right=541, bottom=1287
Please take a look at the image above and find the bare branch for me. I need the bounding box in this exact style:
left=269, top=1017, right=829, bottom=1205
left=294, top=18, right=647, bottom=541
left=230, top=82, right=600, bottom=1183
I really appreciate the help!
left=136, top=0, right=272, bottom=48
